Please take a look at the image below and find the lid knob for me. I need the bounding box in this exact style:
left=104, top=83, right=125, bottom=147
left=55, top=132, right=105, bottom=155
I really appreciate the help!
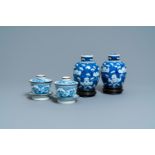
left=36, top=74, right=46, bottom=78
left=62, top=76, right=71, bottom=80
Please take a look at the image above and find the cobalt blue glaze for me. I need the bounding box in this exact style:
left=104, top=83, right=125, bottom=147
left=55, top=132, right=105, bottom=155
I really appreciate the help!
left=73, top=55, right=100, bottom=92
left=101, top=54, right=127, bottom=89
left=30, top=75, right=52, bottom=95
left=31, top=84, right=51, bottom=95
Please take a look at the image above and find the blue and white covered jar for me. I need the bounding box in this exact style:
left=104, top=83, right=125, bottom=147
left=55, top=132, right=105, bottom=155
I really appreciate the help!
left=101, top=54, right=127, bottom=94
left=29, top=74, right=52, bottom=100
left=73, top=55, right=100, bottom=97
left=55, top=76, right=78, bottom=104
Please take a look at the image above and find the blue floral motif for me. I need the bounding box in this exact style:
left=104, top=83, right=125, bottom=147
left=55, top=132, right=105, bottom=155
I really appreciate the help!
left=32, top=84, right=51, bottom=95
left=73, top=56, right=100, bottom=91
left=55, top=78, right=77, bottom=85
left=101, top=55, right=127, bottom=88
left=56, top=87, right=77, bottom=98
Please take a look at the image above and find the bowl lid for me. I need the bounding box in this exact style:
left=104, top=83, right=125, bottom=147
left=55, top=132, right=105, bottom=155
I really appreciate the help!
left=55, top=76, right=78, bottom=86
left=30, top=74, right=52, bottom=83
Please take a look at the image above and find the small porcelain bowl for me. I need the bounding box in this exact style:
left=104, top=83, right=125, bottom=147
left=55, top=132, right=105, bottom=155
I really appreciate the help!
left=29, top=74, right=52, bottom=100
left=54, top=76, right=78, bottom=104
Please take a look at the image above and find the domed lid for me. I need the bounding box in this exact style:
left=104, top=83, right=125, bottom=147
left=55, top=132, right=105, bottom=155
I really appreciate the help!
left=29, top=74, right=52, bottom=83
left=55, top=76, right=78, bottom=86
left=108, top=54, right=120, bottom=61
left=81, top=54, right=94, bottom=61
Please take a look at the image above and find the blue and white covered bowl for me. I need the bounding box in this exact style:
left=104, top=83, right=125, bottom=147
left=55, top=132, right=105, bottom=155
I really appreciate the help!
left=54, top=76, right=78, bottom=104
left=29, top=75, right=52, bottom=100
left=101, top=54, right=127, bottom=94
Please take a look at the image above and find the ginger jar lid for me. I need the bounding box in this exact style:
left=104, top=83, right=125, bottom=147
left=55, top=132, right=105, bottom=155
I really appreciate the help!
left=29, top=74, right=52, bottom=83
left=108, top=54, right=120, bottom=61
left=55, top=76, right=78, bottom=86
left=81, top=55, right=94, bottom=61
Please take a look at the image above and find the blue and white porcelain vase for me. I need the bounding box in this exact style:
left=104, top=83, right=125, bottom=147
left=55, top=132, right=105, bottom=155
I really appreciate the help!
left=54, top=76, right=78, bottom=104
left=29, top=74, right=52, bottom=100
left=73, top=55, right=100, bottom=97
left=101, top=54, right=127, bottom=94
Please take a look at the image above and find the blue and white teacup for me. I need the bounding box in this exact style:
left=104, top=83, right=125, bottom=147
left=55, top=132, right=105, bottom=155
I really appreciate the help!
left=54, top=76, right=78, bottom=104
left=29, top=74, right=52, bottom=100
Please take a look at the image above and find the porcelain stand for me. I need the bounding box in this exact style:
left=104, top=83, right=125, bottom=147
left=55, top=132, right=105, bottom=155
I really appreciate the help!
left=31, top=95, right=50, bottom=101
left=56, top=95, right=79, bottom=104
left=57, top=99, right=76, bottom=104
left=103, top=86, right=123, bottom=94
left=78, top=89, right=96, bottom=97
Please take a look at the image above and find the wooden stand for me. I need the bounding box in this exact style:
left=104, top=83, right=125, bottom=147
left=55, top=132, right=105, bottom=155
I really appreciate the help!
left=103, top=86, right=123, bottom=94
left=78, top=89, right=96, bottom=97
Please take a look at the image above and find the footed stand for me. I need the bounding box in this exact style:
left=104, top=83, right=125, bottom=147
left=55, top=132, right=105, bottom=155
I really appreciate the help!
left=28, top=92, right=51, bottom=101
left=78, top=89, right=96, bottom=97
left=57, top=99, right=76, bottom=104
left=31, top=95, right=50, bottom=101
left=103, top=86, right=123, bottom=94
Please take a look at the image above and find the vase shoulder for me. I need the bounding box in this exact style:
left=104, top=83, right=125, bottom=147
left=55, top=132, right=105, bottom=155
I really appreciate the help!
left=103, top=60, right=126, bottom=66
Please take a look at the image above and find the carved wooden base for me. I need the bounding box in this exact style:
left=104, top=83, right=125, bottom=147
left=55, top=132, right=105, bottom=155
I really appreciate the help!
left=77, top=89, right=96, bottom=97
left=103, top=86, right=123, bottom=94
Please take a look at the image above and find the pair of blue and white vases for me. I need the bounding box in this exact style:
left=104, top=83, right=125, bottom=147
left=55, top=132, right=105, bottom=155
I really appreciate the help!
left=73, top=54, right=127, bottom=96
left=29, top=75, right=78, bottom=104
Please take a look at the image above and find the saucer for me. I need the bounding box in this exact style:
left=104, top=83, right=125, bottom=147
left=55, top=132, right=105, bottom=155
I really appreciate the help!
left=28, top=92, right=52, bottom=101
left=52, top=94, right=79, bottom=104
